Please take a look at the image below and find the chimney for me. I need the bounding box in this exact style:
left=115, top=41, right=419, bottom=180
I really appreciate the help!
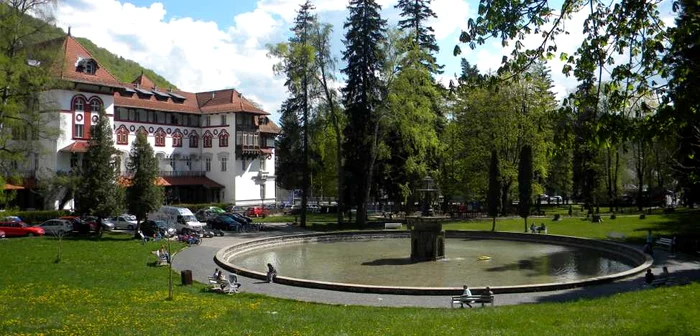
left=211, top=92, right=215, bottom=100
left=67, top=26, right=71, bottom=36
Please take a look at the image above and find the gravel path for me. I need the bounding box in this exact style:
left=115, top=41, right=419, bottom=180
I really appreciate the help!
left=172, top=224, right=700, bottom=308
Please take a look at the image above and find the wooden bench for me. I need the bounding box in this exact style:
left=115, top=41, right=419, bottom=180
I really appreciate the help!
left=451, top=295, right=494, bottom=308
left=384, top=222, right=402, bottom=229
left=656, top=237, right=673, bottom=250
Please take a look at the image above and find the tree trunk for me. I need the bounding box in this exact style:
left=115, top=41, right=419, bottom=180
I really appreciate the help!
left=523, top=216, right=528, bottom=233
left=491, top=216, right=496, bottom=232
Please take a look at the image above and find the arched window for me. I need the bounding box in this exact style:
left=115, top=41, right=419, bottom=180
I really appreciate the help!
left=218, top=130, right=229, bottom=147
left=172, top=130, right=183, bottom=148
left=189, top=131, right=199, bottom=148
left=203, top=131, right=213, bottom=148
left=155, top=128, right=165, bottom=147
left=73, top=96, right=85, bottom=111
left=116, top=125, right=129, bottom=145
left=89, top=98, right=102, bottom=113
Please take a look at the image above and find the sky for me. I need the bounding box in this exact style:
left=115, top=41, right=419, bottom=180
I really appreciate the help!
left=50, top=0, right=676, bottom=123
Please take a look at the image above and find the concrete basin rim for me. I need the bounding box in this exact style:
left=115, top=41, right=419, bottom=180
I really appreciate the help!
left=214, top=230, right=652, bottom=295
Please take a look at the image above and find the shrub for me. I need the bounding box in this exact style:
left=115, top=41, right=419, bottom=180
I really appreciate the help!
left=2, top=210, right=70, bottom=224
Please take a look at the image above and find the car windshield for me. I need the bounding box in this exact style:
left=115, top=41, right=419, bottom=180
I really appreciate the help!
left=181, top=215, right=197, bottom=222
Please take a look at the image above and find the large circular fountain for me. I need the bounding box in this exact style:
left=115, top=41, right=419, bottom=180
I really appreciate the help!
left=215, top=231, right=651, bottom=295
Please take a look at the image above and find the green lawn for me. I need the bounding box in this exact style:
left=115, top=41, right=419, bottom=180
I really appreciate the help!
left=1, top=213, right=699, bottom=335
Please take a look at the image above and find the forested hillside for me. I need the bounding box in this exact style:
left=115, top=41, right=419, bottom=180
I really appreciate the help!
left=20, top=7, right=177, bottom=89
left=74, top=37, right=177, bottom=89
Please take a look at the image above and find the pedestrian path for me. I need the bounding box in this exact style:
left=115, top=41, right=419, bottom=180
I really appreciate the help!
left=172, top=224, right=700, bottom=308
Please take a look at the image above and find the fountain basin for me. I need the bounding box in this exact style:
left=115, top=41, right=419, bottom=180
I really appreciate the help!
left=215, top=231, right=652, bottom=295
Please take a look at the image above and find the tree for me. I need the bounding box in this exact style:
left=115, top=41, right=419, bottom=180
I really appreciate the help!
left=394, top=0, right=441, bottom=74
left=75, top=109, right=121, bottom=234
left=487, top=150, right=501, bottom=231
left=274, top=99, right=304, bottom=191
left=662, top=0, right=700, bottom=206
left=341, top=0, right=387, bottom=227
left=0, top=0, right=60, bottom=204
left=311, top=21, right=345, bottom=225
left=268, top=1, right=318, bottom=228
left=126, top=131, right=162, bottom=236
left=518, top=145, right=533, bottom=232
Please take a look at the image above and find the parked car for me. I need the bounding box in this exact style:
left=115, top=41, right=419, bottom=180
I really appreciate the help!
left=38, top=219, right=74, bottom=235
left=245, top=207, right=268, bottom=218
left=207, top=215, right=241, bottom=231
left=195, top=209, right=223, bottom=222
left=0, top=229, right=5, bottom=239
left=221, top=213, right=248, bottom=226
left=110, top=215, right=138, bottom=230
left=141, top=220, right=177, bottom=238
left=227, top=212, right=252, bottom=224
left=149, top=206, right=204, bottom=233
left=548, top=195, right=563, bottom=204
left=284, top=205, right=301, bottom=215
left=0, top=217, right=45, bottom=237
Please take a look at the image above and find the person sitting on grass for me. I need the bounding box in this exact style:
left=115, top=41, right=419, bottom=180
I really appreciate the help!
left=530, top=223, right=536, bottom=233
left=460, top=285, right=473, bottom=308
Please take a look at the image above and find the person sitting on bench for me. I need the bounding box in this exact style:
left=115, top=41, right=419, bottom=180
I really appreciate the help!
left=460, top=285, right=473, bottom=308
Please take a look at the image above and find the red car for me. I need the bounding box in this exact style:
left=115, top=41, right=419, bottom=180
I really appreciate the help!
left=0, top=216, right=45, bottom=237
left=245, top=207, right=268, bottom=218
left=0, top=229, right=5, bottom=239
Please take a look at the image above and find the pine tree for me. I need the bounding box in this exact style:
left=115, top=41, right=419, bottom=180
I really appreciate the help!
left=518, top=145, right=533, bottom=232
left=341, top=0, right=387, bottom=227
left=274, top=99, right=304, bottom=191
left=75, top=109, right=121, bottom=232
left=394, top=0, right=441, bottom=74
left=126, top=131, right=162, bottom=235
left=268, top=0, right=318, bottom=227
left=487, top=150, right=501, bottom=232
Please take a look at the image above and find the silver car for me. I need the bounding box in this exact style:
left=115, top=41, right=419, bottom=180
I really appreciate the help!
left=38, top=219, right=74, bottom=235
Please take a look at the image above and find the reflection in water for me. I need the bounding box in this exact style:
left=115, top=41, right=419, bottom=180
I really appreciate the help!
left=229, top=238, right=635, bottom=287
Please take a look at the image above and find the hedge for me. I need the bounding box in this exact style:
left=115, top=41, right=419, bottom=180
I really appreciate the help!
left=2, top=210, right=70, bottom=224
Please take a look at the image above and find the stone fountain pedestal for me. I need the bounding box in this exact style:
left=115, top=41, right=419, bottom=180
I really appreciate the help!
left=407, top=216, right=447, bottom=262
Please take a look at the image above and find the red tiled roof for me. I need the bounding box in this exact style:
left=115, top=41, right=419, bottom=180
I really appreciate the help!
left=160, top=176, right=224, bottom=188
left=118, top=176, right=223, bottom=189
left=2, top=178, right=36, bottom=190
left=196, top=89, right=268, bottom=115
left=53, top=35, right=123, bottom=88
left=132, top=73, right=155, bottom=88
left=59, top=141, right=90, bottom=153
left=2, top=183, right=24, bottom=190
left=115, top=86, right=201, bottom=114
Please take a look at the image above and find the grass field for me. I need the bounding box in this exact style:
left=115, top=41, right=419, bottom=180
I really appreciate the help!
left=1, top=213, right=699, bottom=335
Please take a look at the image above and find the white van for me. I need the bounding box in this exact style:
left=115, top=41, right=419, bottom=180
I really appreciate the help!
left=149, top=206, right=204, bottom=233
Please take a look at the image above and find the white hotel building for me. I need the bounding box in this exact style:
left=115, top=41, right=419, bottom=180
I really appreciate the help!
left=6, top=33, right=279, bottom=210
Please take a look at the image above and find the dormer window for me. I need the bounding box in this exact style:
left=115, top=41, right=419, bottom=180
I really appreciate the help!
left=76, top=58, right=98, bottom=75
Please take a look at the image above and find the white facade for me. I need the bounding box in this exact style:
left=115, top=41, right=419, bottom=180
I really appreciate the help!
left=28, top=89, right=276, bottom=209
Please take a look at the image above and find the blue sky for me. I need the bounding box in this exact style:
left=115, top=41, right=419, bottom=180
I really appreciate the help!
left=52, top=0, right=676, bottom=123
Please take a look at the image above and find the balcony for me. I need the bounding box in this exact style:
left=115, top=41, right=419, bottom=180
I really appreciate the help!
left=123, top=170, right=206, bottom=177
left=158, top=170, right=206, bottom=177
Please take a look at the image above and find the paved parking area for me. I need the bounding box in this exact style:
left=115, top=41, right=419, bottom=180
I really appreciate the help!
left=172, top=224, right=700, bottom=308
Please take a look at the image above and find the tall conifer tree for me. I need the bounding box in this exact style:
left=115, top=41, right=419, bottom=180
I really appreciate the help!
left=341, top=0, right=386, bottom=226
left=269, top=1, right=317, bottom=227
left=394, top=0, right=441, bottom=74
left=126, top=131, right=162, bottom=234
left=75, top=109, right=121, bottom=231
